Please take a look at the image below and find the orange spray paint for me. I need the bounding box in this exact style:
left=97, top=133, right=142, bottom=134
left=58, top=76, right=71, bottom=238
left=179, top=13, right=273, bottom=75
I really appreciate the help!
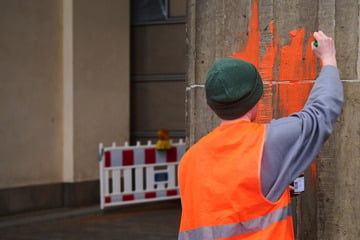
left=260, top=22, right=279, bottom=81
left=279, top=28, right=305, bottom=81
left=230, top=0, right=318, bottom=182
left=255, top=22, right=279, bottom=123
left=231, top=0, right=260, bottom=69
left=277, top=82, right=314, bottom=117
left=310, top=162, right=317, bottom=188
left=231, top=0, right=318, bottom=117
left=277, top=30, right=317, bottom=116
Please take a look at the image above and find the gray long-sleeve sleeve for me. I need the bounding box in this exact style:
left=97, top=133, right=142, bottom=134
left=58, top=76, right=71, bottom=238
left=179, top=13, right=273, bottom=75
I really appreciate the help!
left=261, top=65, right=344, bottom=202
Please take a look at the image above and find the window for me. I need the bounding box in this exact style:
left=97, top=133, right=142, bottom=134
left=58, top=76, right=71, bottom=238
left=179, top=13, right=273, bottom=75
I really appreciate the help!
left=131, top=0, right=168, bottom=24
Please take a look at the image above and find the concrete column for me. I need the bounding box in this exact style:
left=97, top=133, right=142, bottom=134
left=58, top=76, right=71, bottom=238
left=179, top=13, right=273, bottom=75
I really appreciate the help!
left=186, top=1, right=360, bottom=239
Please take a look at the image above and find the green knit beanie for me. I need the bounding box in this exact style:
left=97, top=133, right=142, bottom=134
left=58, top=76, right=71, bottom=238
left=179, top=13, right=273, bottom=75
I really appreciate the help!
left=205, top=58, right=263, bottom=120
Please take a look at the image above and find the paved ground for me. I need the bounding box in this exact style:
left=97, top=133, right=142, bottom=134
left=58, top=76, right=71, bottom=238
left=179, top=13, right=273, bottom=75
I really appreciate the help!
left=0, top=200, right=181, bottom=240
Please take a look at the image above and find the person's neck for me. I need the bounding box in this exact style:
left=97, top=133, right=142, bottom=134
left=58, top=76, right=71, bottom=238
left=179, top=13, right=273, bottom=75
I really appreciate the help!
left=220, top=115, right=251, bottom=125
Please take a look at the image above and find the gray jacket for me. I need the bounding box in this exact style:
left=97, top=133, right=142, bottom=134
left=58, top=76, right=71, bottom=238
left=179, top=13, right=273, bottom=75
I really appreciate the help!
left=261, top=65, right=344, bottom=202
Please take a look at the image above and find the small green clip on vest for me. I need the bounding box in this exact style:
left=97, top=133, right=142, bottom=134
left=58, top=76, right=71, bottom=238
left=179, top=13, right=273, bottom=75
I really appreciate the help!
left=313, top=41, right=318, bottom=47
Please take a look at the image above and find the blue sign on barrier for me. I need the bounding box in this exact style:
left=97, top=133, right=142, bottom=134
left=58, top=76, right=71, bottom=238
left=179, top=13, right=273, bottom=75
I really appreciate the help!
left=155, top=172, right=168, bottom=182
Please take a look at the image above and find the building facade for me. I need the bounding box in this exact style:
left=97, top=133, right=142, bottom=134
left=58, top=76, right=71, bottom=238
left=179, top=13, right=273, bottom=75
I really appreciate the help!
left=0, top=0, right=186, bottom=215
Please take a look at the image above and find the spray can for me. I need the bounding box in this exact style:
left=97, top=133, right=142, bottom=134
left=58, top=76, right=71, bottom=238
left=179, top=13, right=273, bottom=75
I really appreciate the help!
left=290, top=173, right=305, bottom=196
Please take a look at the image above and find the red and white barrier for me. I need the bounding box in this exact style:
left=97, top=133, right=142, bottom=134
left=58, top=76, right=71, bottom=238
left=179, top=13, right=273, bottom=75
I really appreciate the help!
left=98, top=139, right=186, bottom=209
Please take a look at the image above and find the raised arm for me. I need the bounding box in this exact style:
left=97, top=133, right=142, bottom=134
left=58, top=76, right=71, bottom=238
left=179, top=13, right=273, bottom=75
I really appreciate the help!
left=261, top=31, right=344, bottom=202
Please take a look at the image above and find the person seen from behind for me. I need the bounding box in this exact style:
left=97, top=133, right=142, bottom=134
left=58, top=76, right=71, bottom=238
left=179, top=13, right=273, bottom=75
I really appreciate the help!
left=178, top=31, right=343, bottom=240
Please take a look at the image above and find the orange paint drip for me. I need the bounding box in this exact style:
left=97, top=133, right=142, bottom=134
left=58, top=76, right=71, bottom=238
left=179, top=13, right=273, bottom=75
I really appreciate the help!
left=231, top=0, right=260, bottom=69
left=255, top=22, right=278, bottom=123
left=260, top=22, right=279, bottom=81
left=310, top=162, right=317, bottom=185
left=255, top=84, right=273, bottom=123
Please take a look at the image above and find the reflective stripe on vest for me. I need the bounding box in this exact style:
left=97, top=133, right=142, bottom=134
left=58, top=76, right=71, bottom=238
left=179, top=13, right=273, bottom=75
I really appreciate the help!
left=179, top=203, right=292, bottom=240
left=178, top=122, right=294, bottom=239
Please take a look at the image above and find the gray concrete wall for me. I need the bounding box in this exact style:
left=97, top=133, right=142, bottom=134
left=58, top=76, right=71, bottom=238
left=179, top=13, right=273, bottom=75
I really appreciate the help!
left=186, top=0, right=360, bottom=239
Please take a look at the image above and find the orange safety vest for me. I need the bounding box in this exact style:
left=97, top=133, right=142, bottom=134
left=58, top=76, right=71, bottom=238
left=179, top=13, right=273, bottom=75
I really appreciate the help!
left=178, top=121, right=294, bottom=240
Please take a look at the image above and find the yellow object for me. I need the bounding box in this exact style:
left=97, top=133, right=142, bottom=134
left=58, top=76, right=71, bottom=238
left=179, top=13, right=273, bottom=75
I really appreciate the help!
left=155, top=128, right=172, bottom=150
